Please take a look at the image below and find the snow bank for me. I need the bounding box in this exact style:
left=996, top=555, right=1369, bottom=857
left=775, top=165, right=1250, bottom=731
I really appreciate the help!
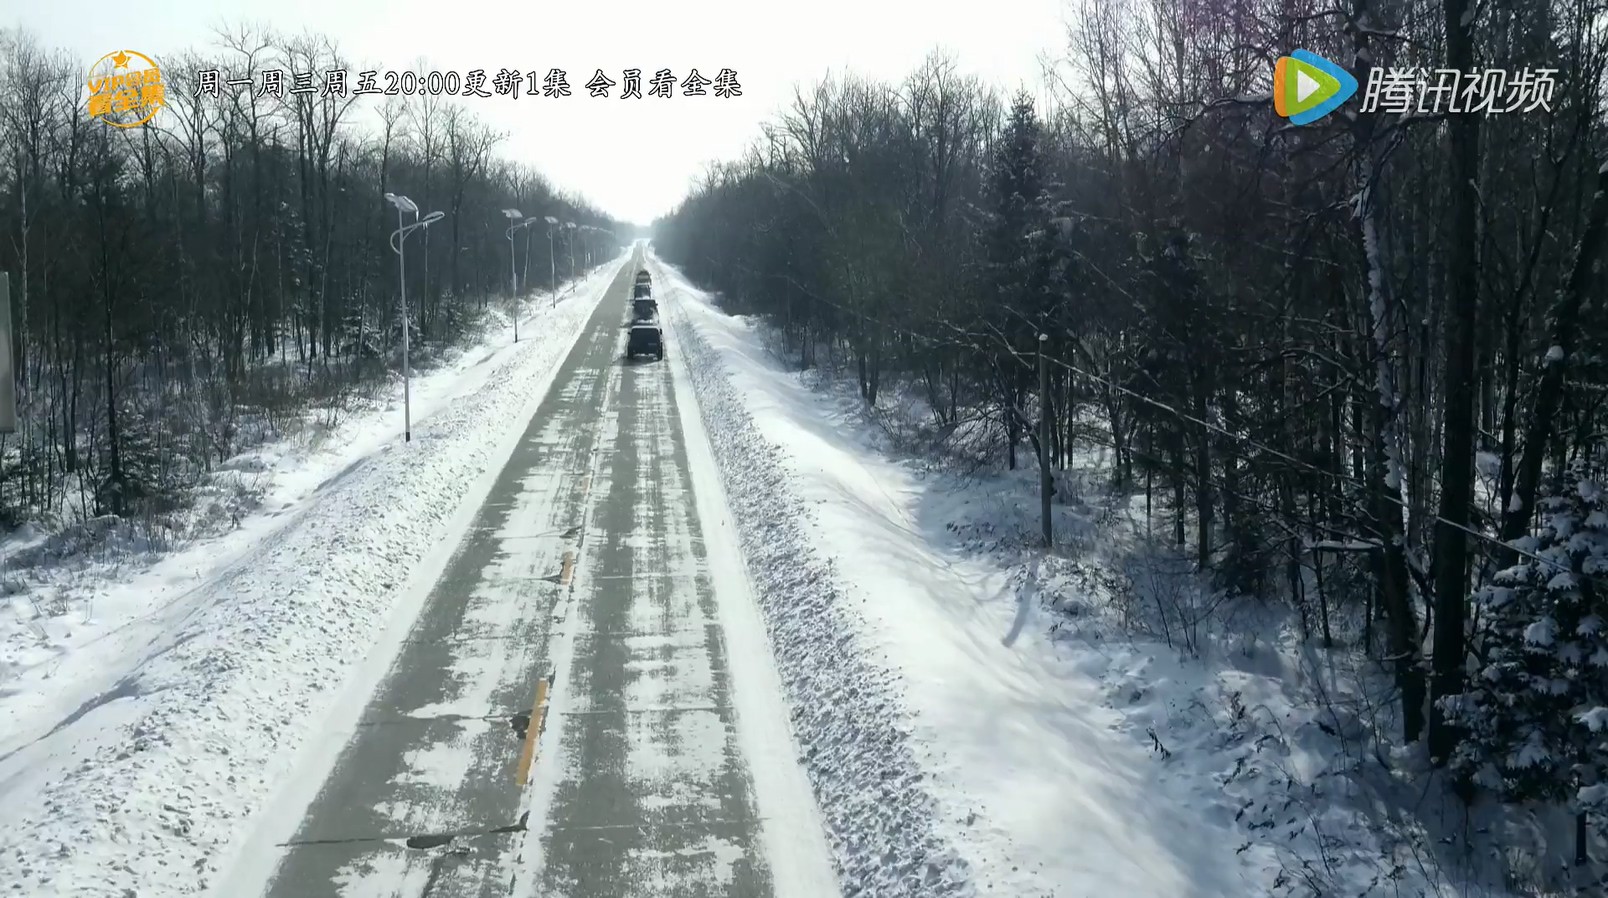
left=0, top=259, right=625, bottom=898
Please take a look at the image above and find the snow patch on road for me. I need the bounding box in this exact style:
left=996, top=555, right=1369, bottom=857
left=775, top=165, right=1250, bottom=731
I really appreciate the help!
left=626, top=833, right=748, bottom=889
left=332, top=850, right=424, bottom=897
left=392, top=727, right=481, bottom=793
left=622, top=631, right=717, bottom=708
left=406, top=647, right=506, bottom=718
left=638, top=780, right=723, bottom=812
left=0, top=259, right=625, bottom=898
left=624, top=709, right=728, bottom=785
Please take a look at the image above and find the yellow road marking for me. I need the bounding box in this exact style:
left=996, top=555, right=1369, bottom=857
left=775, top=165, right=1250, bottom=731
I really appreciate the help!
left=514, top=677, right=550, bottom=786
left=516, top=475, right=583, bottom=785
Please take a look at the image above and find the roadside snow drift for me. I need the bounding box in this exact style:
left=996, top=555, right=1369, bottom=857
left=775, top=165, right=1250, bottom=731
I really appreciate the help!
left=0, top=259, right=624, bottom=898
left=652, top=254, right=1268, bottom=898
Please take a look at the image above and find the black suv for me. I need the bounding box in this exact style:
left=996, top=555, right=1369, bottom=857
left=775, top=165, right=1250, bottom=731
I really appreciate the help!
left=627, top=323, right=664, bottom=360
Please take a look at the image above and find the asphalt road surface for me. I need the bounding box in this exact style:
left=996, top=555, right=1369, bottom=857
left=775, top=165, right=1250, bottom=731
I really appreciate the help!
left=252, top=249, right=781, bottom=897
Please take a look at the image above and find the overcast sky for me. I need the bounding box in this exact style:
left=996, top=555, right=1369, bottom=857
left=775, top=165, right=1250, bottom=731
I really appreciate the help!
left=20, top=0, right=1068, bottom=225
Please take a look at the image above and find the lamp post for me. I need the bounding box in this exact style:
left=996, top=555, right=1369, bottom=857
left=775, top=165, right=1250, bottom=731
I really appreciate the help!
left=503, top=208, right=538, bottom=341
left=385, top=192, right=444, bottom=443
left=544, top=215, right=559, bottom=307
left=522, top=224, right=532, bottom=301
left=564, top=221, right=576, bottom=294
left=595, top=227, right=615, bottom=264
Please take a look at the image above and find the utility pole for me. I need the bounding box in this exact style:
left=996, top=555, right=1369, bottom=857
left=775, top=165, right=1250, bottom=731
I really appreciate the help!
left=1038, top=333, right=1052, bottom=548
left=544, top=216, right=558, bottom=307
left=385, top=194, right=444, bottom=443
left=564, top=222, right=577, bottom=296
left=503, top=209, right=536, bottom=343
left=509, top=228, right=519, bottom=343
left=522, top=228, right=531, bottom=301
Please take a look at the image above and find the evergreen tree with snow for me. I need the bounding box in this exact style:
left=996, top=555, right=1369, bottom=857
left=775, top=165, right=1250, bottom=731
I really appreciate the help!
left=983, top=90, right=1059, bottom=325
left=981, top=91, right=1062, bottom=470
left=1444, top=464, right=1608, bottom=817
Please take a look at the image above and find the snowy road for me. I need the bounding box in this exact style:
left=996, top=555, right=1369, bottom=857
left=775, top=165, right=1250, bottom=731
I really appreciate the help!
left=228, top=249, right=834, bottom=897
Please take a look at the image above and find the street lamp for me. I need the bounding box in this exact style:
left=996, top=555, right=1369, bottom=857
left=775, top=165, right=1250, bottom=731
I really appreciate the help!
left=564, top=221, right=577, bottom=294
left=386, top=192, right=445, bottom=442
left=588, top=227, right=614, bottom=268
left=503, top=208, right=539, bottom=342
left=544, top=216, right=559, bottom=307
left=581, top=226, right=613, bottom=266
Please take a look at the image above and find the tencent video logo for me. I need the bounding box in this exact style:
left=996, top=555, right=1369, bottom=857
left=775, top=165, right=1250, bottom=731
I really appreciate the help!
left=1273, top=50, right=1358, bottom=124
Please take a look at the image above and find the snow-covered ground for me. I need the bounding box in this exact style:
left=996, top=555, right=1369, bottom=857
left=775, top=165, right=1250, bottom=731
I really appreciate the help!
left=0, top=257, right=626, bottom=898
left=651, top=251, right=1463, bottom=898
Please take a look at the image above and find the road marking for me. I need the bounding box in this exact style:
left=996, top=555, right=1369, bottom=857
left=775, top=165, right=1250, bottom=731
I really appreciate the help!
left=559, top=550, right=575, bottom=585
left=515, top=677, right=551, bottom=786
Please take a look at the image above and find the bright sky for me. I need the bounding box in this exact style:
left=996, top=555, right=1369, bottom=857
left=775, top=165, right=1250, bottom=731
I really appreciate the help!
left=18, top=0, right=1068, bottom=225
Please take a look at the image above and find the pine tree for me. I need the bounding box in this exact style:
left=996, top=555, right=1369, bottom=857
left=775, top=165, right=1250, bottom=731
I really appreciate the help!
left=982, top=92, right=1062, bottom=468
left=1444, top=465, right=1608, bottom=814
left=984, top=91, right=1058, bottom=325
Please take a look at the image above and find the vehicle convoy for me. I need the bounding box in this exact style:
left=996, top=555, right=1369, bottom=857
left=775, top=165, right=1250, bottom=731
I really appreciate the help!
left=627, top=322, right=664, bottom=360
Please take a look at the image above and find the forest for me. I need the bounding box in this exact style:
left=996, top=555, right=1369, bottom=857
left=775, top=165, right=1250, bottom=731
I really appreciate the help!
left=0, top=26, right=620, bottom=537
left=652, top=0, right=1608, bottom=865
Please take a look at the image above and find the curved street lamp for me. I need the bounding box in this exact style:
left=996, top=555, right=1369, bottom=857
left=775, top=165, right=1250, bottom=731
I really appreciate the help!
left=386, top=192, right=445, bottom=442
left=572, top=220, right=585, bottom=294
left=503, top=209, right=539, bottom=341
left=581, top=225, right=616, bottom=267
left=543, top=216, right=559, bottom=307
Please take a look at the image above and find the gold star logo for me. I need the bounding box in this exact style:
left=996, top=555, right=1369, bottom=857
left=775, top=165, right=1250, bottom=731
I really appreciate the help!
left=112, top=51, right=130, bottom=68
